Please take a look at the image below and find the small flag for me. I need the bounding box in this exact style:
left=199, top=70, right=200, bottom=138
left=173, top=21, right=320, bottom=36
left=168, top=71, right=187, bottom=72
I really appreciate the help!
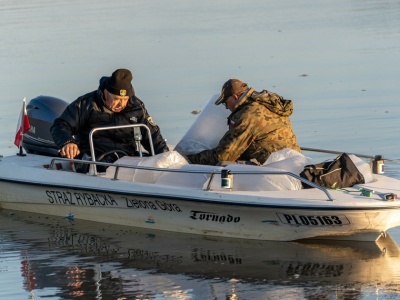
left=64, top=211, right=75, bottom=220
left=14, top=97, right=31, bottom=148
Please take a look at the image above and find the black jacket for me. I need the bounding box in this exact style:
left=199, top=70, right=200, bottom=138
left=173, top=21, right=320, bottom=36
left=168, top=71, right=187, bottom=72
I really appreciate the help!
left=50, top=77, right=169, bottom=158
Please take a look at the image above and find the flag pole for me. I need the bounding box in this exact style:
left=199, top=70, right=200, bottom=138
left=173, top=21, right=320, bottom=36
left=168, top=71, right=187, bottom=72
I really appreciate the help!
left=18, top=145, right=26, bottom=156
left=17, top=97, right=27, bottom=156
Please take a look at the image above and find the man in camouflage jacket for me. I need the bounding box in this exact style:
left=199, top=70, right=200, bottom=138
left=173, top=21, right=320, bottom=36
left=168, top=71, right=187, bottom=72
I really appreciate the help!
left=187, top=79, right=301, bottom=165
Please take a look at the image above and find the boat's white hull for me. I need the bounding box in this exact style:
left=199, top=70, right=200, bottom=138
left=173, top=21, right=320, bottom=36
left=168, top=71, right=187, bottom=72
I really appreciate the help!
left=1, top=180, right=399, bottom=242
left=1, top=154, right=400, bottom=242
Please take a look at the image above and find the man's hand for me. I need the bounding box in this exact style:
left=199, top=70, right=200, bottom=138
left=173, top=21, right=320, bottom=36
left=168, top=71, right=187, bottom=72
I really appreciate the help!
left=61, top=142, right=80, bottom=159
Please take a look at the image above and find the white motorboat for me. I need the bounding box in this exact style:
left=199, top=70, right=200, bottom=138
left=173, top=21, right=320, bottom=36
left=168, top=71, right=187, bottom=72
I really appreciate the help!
left=0, top=96, right=399, bottom=242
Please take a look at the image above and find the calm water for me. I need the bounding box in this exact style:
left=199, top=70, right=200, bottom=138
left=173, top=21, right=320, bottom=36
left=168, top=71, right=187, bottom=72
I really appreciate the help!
left=1, top=0, right=400, bottom=299
left=2, top=210, right=400, bottom=300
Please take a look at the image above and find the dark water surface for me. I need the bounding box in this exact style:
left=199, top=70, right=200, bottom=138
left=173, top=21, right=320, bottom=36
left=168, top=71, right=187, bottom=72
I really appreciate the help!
left=1, top=0, right=400, bottom=299
left=2, top=210, right=400, bottom=300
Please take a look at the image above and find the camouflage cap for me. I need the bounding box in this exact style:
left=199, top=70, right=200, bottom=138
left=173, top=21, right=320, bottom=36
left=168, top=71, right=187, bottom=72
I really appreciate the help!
left=215, top=79, right=249, bottom=105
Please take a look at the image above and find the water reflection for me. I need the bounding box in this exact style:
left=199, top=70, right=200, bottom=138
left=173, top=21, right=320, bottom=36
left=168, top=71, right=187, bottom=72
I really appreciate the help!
left=1, top=210, right=400, bottom=299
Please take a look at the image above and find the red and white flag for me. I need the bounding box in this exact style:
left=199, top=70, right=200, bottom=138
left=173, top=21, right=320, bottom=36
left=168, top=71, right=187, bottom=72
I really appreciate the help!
left=14, top=97, right=31, bottom=148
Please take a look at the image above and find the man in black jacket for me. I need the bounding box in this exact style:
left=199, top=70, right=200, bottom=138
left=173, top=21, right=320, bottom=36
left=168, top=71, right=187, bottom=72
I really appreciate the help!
left=50, top=69, right=169, bottom=161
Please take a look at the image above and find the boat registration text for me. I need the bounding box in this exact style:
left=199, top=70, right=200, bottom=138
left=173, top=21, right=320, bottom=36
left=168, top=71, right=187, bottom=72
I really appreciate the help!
left=277, top=213, right=350, bottom=226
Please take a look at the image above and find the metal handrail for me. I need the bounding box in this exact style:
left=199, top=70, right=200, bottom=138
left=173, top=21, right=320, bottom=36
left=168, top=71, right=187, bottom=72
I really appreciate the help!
left=301, top=147, right=400, bottom=163
left=48, top=157, right=334, bottom=201
left=301, top=147, right=374, bottom=159
left=89, top=124, right=155, bottom=175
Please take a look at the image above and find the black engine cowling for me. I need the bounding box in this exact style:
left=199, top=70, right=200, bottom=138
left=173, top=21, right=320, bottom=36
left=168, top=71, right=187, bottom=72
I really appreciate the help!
left=22, top=96, right=69, bottom=156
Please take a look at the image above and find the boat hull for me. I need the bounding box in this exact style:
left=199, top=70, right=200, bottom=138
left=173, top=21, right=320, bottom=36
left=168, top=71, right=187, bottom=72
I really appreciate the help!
left=1, top=179, right=399, bottom=242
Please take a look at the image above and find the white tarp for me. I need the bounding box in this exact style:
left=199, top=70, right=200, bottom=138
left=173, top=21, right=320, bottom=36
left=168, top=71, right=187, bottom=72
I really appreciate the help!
left=204, top=149, right=313, bottom=191
left=206, top=163, right=303, bottom=191
left=174, top=94, right=230, bottom=156
left=156, top=164, right=222, bottom=188
left=105, top=151, right=189, bottom=183
left=134, top=151, right=189, bottom=183
left=264, top=148, right=314, bottom=175
left=107, top=150, right=308, bottom=190
left=105, top=156, right=142, bottom=181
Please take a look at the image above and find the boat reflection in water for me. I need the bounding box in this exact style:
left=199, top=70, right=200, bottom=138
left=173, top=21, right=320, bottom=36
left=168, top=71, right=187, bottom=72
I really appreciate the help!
left=1, top=210, right=400, bottom=299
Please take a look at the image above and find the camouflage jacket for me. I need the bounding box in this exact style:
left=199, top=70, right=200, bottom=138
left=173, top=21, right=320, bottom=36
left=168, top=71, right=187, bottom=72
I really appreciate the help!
left=187, top=87, right=301, bottom=165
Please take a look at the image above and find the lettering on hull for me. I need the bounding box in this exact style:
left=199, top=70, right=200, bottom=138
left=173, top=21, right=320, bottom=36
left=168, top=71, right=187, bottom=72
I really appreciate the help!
left=124, top=197, right=182, bottom=212
left=277, top=213, right=350, bottom=226
left=45, top=190, right=182, bottom=213
left=190, top=210, right=240, bottom=224
left=46, top=190, right=118, bottom=206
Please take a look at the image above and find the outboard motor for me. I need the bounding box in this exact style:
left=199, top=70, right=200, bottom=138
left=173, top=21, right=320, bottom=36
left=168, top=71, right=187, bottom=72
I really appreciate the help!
left=22, top=96, right=69, bottom=156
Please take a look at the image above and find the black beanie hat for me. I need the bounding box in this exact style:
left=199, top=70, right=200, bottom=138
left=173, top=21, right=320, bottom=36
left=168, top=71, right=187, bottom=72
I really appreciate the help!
left=105, top=69, right=134, bottom=96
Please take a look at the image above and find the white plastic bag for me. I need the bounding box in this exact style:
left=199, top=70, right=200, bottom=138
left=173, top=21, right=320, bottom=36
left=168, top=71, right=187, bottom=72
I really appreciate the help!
left=264, top=148, right=314, bottom=175
left=174, top=94, right=230, bottom=155
left=105, top=156, right=142, bottom=181
left=133, top=151, right=189, bottom=183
